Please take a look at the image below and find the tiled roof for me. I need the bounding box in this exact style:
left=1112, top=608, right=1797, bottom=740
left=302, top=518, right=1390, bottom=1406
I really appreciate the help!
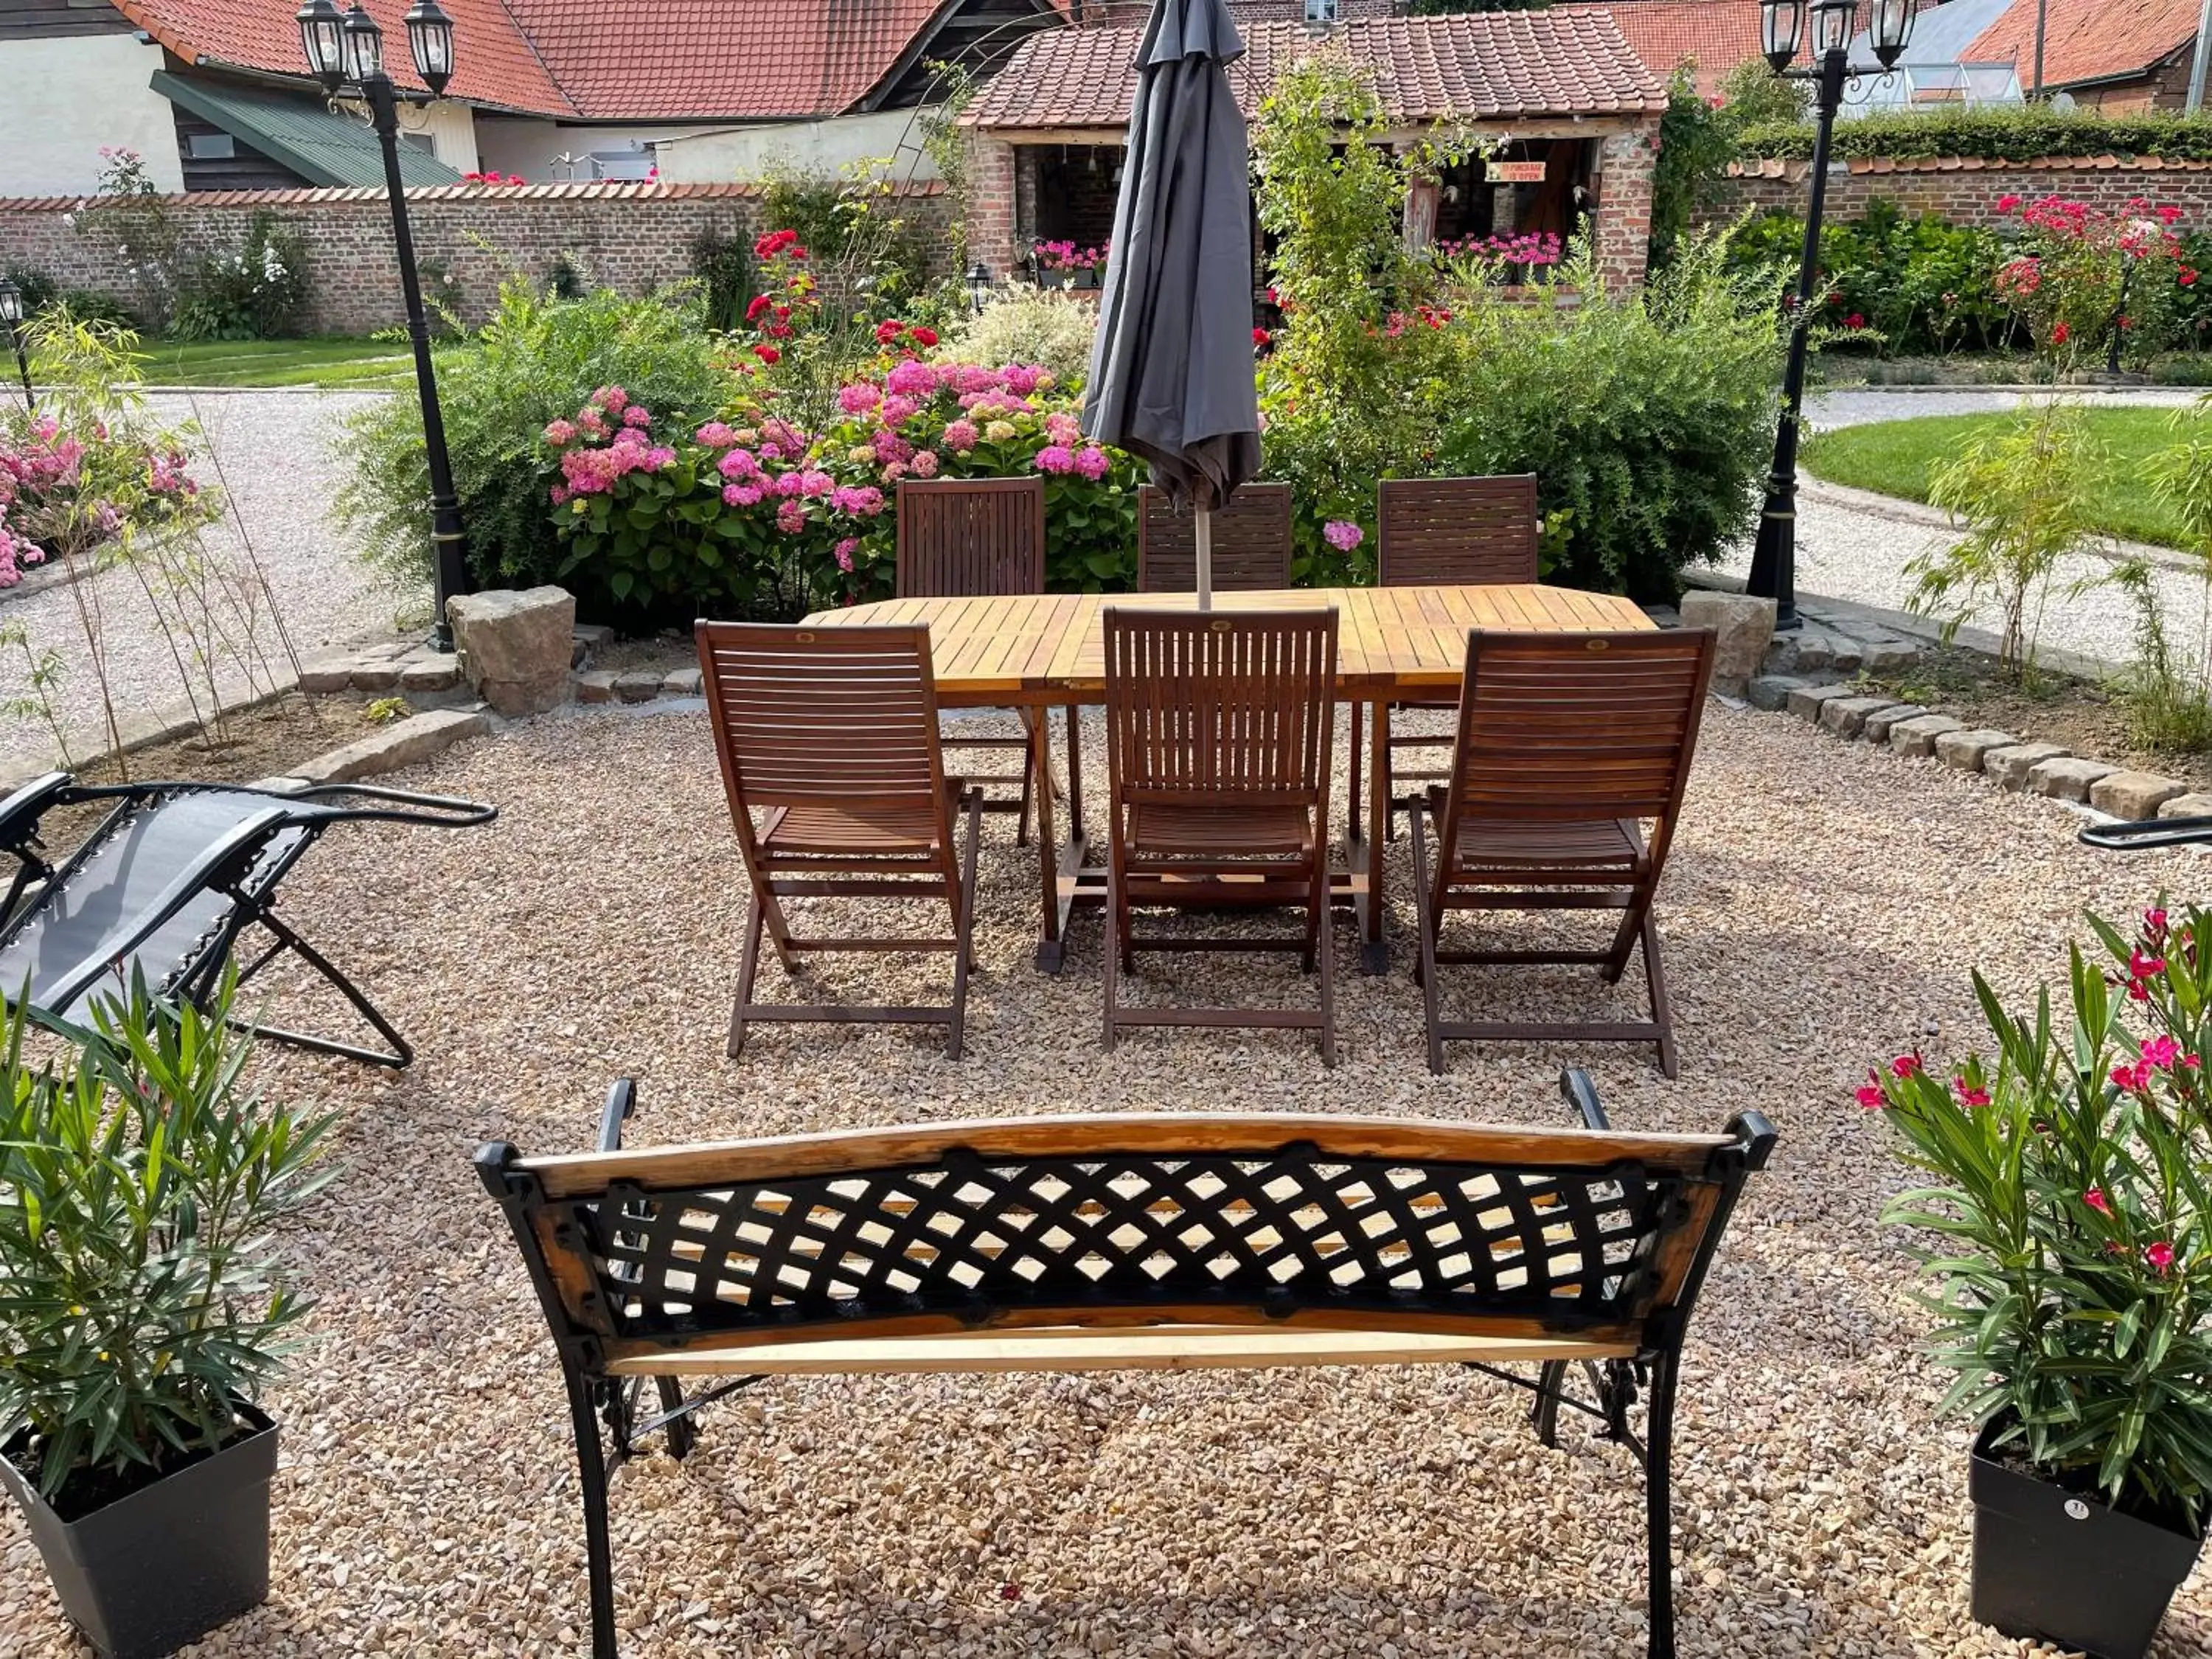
left=1558, top=1, right=1778, bottom=95
left=964, top=10, right=1670, bottom=129
left=1728, top=152, right=2212, bottom=180
left=111, top=0, right=575, bottom=115
left=1966, top=0, right=2200, bottom=88
left=0, top=178, right=947, bottom=212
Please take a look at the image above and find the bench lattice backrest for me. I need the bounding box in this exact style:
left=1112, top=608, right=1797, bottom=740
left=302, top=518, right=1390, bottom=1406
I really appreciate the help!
left=483, top=1115, right=1761, bottom=1366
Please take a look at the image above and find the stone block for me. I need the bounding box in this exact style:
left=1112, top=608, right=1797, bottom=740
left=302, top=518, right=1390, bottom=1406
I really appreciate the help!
left=1765, top=631, right=1831, bottom=676
left=1817, top=695, right=1899, bottom=739
left=2028, top=755, right=2115, bottom=802
left=297, top=656, right=355, bottom=695
left=2159, top=793, right=2212, bottom=819
left=1862, top=639, right=1919, bottom=673
left=613, top=669, right=663, bottom=704
left=663, top=667, right=703, bottom=697
left=1786, top=683, right=1859, bottom=722
left=1747, top=675, right=1806, bottom=712
left=1933, top=728, right=2017, bottom=773
left=1863, top=704, right=1927, bottom=744
left=1888, top=713, right=1964, bottom=758
left=398, top=658, right=462, bottom=694
left=574, top=623, right=616, bottom=652
left=575, top=670, right=619, bottom=705
left=1984, top=742, right=2071, bottom=790
left=1678, top=591, right=1775, bottom=693
left=246, top=776, right=310, bottom=793
left=2092, top=770, right=2189, bottom=821
left=349, top=660, right=402, bottom=693
left=292, top=709, right=493, bottom=786
left=448, top=586, right=577, bottom=717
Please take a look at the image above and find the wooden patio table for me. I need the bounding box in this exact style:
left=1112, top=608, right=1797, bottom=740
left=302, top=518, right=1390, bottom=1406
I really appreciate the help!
left=802, top=583, right=1651, bottom=972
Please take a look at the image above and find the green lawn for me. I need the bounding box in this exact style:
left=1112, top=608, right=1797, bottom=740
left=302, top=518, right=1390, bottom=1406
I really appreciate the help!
left=137, top=336, right=418, bottom=389
left=1801, top=407, right=2194, bottom=550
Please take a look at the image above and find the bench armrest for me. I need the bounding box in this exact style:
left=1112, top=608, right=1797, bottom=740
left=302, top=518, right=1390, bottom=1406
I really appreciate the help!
left=1559, top=1067, right=1610, bottom=1131
left=599, top=1079, right=639, bottom=1152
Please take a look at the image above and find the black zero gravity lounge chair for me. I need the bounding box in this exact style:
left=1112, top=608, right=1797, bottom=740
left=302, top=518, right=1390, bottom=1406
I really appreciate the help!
left=0, top=773, right=496, bottom=1066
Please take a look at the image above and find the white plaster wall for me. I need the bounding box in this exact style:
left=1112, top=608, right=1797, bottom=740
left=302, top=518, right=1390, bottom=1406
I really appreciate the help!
left=398, top=98, right=481, bottom=173
left=657, top=108, right=940, bottom=185
left=472, top=118, right=707, bottom=183
left=0, top=35, right=184, bottom=196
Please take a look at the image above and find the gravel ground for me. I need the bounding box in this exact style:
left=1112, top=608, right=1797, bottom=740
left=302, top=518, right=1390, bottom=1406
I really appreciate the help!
left=4, top=700, right=2208, bottom=1658
left=1712, top=386, right=2209, bottom=672
left=0, top=391, right=422, bottom=773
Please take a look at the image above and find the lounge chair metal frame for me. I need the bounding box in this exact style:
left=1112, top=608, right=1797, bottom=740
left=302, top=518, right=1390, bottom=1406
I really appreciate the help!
left=478, top=1068, right=1775, bottom=1659
left=0, top=773, right=496, bottom=1067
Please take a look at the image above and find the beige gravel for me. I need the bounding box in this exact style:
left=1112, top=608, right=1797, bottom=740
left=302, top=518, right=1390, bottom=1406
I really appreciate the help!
left=3, top=699, right=2207, bottom=1659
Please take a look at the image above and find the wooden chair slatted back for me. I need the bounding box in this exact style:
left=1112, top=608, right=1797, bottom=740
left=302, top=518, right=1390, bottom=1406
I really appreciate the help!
left=896, top=478, right=1047, bottom=598
left=1137, top=484, right=1294, bottom=593
left=1378, top=475, right=1540, bottom=587
left=695, top=621, right=950, bottom=839
left=493, top=1112, right=1758, bottom=1357
left=1103, top=610, right=1337, bottom=807
left=1442, top=629, right=1716, bottom=833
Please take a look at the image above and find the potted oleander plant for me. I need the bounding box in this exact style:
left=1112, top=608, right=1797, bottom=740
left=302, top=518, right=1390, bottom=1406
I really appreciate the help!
left=1861, top=902, right=2212, bottom=1659
left=0, top=972, right=333, bottom=1659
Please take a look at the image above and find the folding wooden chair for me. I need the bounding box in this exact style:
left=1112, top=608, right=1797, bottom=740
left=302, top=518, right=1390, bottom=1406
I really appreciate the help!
left=897, top=477, right=1050, bottom=845
left=1352, top=474, right=1541, bottom=838
left=1137, top=483, right=1293, bottom=592
left=695, top=621, right=985, bottom=1060
left=1102, top=609, right=1338, bottom=1065
left=1408, top=627, right=1716, bottom=1079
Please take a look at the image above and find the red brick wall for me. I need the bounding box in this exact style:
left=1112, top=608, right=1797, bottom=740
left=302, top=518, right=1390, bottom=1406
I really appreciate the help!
left=1593, top=118, right=1660, bottom=292
left=967, top=134, right=1020, bottom=284
left=0, top=180, right=956, bottom=335
left=1714, top=157, right=2212, bottom=226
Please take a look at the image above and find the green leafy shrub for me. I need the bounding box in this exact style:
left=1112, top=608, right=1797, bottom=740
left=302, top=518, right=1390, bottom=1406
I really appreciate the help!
left=1863, top=905, right=2212, bottom=1528
left=336, top=279, right=727, bottom=598
left=170, top=211, right=309, bottom=341
left=1651, top=71, right=1737, bottom=269
left=933, top=288, right=1099, bottom=388
left=689, top=226, right=756, bottom=333
left=1735, top=105, right=2212, bottom=164
left=2120, top=396, right=2212, bottom=750
left=1728, top=201, right=2014, bottom=355
left=0, top=973, right=334, bottom=1503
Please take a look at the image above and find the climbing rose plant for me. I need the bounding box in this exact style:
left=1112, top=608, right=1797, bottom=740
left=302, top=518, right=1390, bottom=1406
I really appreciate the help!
left=1992, top=192, right=2197, bottom=368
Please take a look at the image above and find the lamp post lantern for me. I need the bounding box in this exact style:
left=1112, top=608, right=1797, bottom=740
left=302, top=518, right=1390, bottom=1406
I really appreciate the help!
left=0, top=278, right=31, bottom=412
left=299, top=0, right=470, bottom=650
left=1746, top=0, right=1917, bottom=630
left=964, top=260, right=991, bottom=316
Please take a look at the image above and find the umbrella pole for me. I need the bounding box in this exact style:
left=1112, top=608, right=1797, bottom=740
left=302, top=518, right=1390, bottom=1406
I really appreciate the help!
left=1195, top=505, right=1212, bottom=612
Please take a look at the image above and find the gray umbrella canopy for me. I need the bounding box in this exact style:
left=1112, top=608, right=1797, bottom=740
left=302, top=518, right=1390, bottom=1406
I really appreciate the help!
left=1081, top=0, right=1262, bottom=529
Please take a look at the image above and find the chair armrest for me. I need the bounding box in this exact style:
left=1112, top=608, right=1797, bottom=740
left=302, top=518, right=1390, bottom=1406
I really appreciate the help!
left=1559, top=1068, right=1611, bottom=1131
left=598, top=1079, right=639, bottom=1152
left=0, top=772, right=74, bottom=855
left=286, top=783, right=499, bottom=830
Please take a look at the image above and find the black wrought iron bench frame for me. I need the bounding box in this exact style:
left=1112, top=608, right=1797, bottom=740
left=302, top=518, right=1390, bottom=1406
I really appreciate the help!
left=479, top=1072, right=1774, bottom=1659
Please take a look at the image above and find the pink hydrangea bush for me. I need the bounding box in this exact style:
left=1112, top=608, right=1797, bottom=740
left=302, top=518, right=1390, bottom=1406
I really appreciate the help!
left=0, top=410, right=212, bottom=586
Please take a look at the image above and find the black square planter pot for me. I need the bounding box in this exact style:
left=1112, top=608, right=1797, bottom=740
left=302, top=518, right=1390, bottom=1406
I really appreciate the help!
left=0, top=1406, right=278, bottom=1659
left=1970, top=1419, right=2202, bottom=1659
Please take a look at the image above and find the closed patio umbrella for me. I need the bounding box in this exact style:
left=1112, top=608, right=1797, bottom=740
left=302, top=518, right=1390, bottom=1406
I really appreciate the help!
left=1081, top=0, right=1262, bottom=611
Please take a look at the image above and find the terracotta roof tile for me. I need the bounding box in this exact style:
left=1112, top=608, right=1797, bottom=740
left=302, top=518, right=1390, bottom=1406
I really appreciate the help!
left=0, top=178, right=944, bottom=212
left=964, top=10, right=1669, bottom=129
left=1966, top=0, right=2200, bottom=89
left=1558, top=0, right=1782, bottom=95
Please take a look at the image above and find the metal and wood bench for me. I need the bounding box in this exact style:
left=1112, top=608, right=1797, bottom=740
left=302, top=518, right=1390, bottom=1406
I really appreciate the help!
left=479, top=1072, right=1775, bottom=1658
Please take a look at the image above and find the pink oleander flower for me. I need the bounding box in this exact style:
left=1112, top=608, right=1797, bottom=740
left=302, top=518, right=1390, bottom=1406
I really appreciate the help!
left=1891, top=1054, right=1924, bottom=1079
left=885, top=359, right=938, bottom=397
left=2113, top=1060, right=2153, bottom=1093
left=2085, top=1186, right=2112, bottom=1214
left=942, top=419, right=980, bottom=453
left=1074, top=445, right=1109, bottom=481
left=695, top=421, right=736, bottom=448
left=622, top=406, right=652, bottom=428
left=2148, top=1241, right=2177, bottom=1273
left=2143, top=1034, right=2183, bottom=1071
left=1034, top=444, right=1077, bottom=475
left=911, top=449, right=940, bottom=478
left=1324, top=520, right=1363, bottom=552
left=1854, top=1069, right=1888, bottom=1110
left=839, top=382, right=883, bottom=415
left=543, top=419, right=577, bottom=445
left=1952, top=1078, right=1992, bottom=1108
left=835, top=535, right=858, bottom=572
left=776, top=498, right=807, bottom=535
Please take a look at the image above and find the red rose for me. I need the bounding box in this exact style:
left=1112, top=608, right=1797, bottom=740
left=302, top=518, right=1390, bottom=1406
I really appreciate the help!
left=910, top=326, right=938, bottom=347
left=745, top=293, right=773, bottom=323
left=2182, top=266, right=2199, bottom=288
left=1252, top=327, right=1271, bottom=349
left=752, top=343, right=781, bottom=364
left=1844, top=313, right=1865, bottom=330
left=875, top=319, right=905, bottom=345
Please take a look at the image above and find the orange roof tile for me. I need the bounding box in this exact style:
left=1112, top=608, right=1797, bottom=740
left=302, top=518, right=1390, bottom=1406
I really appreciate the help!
left=1559, top=0, right=1782, bottom=96
left=1966, top=0, right=2199, bottom=89
left=964, top=10, right=1669, bottom=129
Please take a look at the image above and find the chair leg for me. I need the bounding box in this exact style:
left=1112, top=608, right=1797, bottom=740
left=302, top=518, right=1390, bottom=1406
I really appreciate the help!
left=1064, top=705, right=1086, bottom=841
left=1346, top=701, right=1364, bottom=843
left=1530, top=1360, right=1568, bottom=1448
left=564, top=1372, right=622, bottom=1659
left=1408, top=807, right=1446, bottom=1074
left=946, top=789, right=983, bottom=1061
left=1315, top=854, right=1336, bottom=1068
left=654, top=1378, right=696, bottom=1460
left=727, top=891, right=765, bottom=1058
left=1642, top=910, right=1679, bottom=1081
left=1644, top=1349, right=1683, bottom=1659
left=1015, top=726, right=1035, bottom=849
left=223, top=912, right=414, bottom=1068
left=1101, top=864, right=1119, bottom=1054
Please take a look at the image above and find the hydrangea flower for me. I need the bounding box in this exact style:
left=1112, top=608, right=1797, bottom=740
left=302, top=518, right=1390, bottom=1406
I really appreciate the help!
left=984, top=421, right=1018, bottom=443
left=942, top=420, right=979, bottom=453
left=776, top=498, right=807, bottom=534
left=911, top=450, right=940, bottom=478
left=695, top=422, right=736, bottom=448
left=835, top=536, right=858, bottom=571
left=1074, top=446, right=1110, bottom=481
left=1324, top=520, right=1363, bottom=552
left=1034, top=445, right=1077, bottom=475
left=885, top=360, right=937, bottom=397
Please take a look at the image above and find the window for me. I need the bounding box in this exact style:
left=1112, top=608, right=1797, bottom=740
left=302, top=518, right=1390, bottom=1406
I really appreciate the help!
left=397, top=132, right=436, bottom=154
left=1304, top=0, right=1338, bottom=21
left=185, top=132, right=236, bottom=160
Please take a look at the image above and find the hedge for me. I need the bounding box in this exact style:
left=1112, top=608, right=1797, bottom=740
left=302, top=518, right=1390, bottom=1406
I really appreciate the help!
left=1733, top=105, right=2212, bottom=164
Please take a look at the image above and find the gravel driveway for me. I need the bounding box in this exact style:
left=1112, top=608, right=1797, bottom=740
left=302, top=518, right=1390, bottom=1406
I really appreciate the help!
left=2, top=702, right=2205, bottom=1658
left=1715, top=386, right=2208, bottom=671
left=0, top=391, right=424, bottom=774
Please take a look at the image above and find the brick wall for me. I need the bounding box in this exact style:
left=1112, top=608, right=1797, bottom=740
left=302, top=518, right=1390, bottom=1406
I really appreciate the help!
left=967, top=133, right=1020, bottom=284
left=0, top=179, right=956, bottom=335
left=1713, top=156, right=2212, bottom=226
left=1592, top=118, right=1661, bottom=292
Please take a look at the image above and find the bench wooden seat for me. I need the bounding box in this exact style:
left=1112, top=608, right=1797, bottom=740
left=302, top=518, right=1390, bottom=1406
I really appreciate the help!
left=479, top=1074, right=1774, bottom=1659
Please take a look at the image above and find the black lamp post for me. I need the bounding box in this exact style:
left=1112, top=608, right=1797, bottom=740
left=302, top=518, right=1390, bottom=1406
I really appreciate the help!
left=0, top=278, right=32, bottom=412
left=1745, top=0, right=1918, bottom=631
left=298, top=0, right=470, bottom=650
left=964, top=260, right=991, bottom=316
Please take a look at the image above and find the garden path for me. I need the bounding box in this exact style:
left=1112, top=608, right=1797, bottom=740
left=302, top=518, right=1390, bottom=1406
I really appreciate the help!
left=1717, top=386, right=2206, bottom=670
left=0, top=390, right=420, bottom=776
